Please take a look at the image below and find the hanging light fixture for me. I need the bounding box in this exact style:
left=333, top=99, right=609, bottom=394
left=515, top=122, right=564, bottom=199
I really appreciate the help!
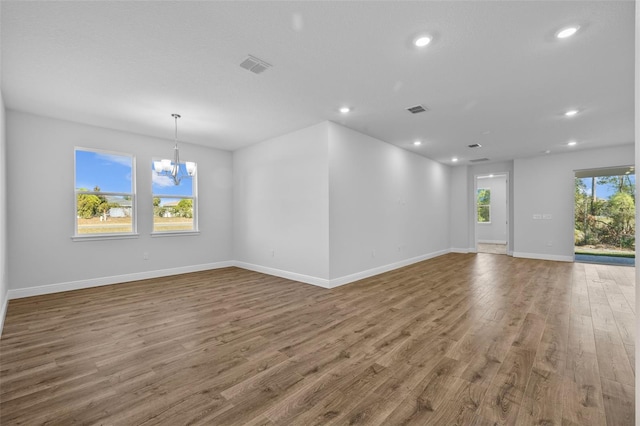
left=153, top=114, right=196, bottom=185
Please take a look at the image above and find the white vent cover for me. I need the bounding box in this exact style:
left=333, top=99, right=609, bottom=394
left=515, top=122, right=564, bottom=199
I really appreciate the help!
left=470, top=158, right=490, bottom=163
left=468, top=143, right=482, bottom=148
left=406, top=104, right=428, bottom=114
left=240, top=55, right=272, bottom=74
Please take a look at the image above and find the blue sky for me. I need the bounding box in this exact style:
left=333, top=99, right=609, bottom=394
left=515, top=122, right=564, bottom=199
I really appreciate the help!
left=75, top=150, right=193, bottom=196
left=579, top=175, right=635, bottom=200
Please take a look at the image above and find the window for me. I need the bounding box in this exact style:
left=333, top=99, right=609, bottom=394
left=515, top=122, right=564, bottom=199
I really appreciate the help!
left=477, top=188, right=491, bottom=223
left=74, top=148, right=136, bottom=238
left=152, top=163, right=197, bottom=233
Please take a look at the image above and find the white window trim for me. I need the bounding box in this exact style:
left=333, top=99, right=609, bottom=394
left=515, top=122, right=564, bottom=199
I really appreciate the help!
left=73, top=147, right=137, bottom=239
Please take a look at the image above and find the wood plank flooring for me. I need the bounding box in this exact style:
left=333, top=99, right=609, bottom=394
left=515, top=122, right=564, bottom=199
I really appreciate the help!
left=0, top=253, right=635, bottom=425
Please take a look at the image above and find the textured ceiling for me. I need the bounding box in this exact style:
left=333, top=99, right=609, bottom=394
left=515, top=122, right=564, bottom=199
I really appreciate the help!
left=1, top=1, right=635, bottom=165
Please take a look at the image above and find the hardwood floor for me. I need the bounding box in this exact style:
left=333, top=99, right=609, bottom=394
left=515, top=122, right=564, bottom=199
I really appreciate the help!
left=0, top=253, right=635, bottom=425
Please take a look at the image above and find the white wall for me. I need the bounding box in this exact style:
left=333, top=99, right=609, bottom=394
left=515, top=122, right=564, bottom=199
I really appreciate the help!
left=449, top=166, right=469, bottom=252
left=233, top=122, right=330, bottom=283
left=513, top=145, right=634, bottom=261
left=476, top=175, right=507, bottom=243
left=7, top=111, right=233, bottom=296
left=0, top=91, right=8, bottom=332
left=233, top=121, right=452, bottom=287
left=328, top=122, right=451, bottom=281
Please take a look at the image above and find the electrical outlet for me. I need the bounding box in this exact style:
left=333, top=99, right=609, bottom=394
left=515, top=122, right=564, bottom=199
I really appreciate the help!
left=546, top=241, right=553, bottom=246
left=271, top=249, right=275, bottom=257
left=143, top=252, right=149, bottom=260
left=371, top=249, right=376, bottom=258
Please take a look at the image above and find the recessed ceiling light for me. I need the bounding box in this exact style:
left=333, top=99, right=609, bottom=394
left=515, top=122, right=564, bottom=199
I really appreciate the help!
left=413, top=141, right=422, bottom=146
left=414, top=35, right=432, bottom=47
left=339, top=107, right=351, bottom=114
left=544, top=150, right=551, bottom=154
left=565, top=109, right=579, bottom=117
left=452, top=157, right=459, bottom=162
left=489, top=174, right=494, bottom=178
left=556, top=26, right=579, bottom=39
left=567, top=141, right=577, bottom=146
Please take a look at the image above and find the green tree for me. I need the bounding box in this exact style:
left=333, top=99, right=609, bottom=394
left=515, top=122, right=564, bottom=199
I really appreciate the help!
left=476, top=189, right=490, bottom=223
left=597, top=175, right=635, bottom=197
left=77, top=194, right=101, bottom=219
left=173, top=199, right=193, bottom=218
left=153, top=198, right=166, bottom=217
left=607, top=192, right=635, bottom=247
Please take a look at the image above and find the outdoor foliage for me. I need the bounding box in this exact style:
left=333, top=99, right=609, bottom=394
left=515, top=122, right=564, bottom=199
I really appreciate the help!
left=477, top=188, right=491, bottom=223
left=153, top=198, right=193, bottom=218
left=76, top=186, right=119, bottom=219
left=174, top=199, right=193, bottom=218
left=575, top=175, right=635, bottom=249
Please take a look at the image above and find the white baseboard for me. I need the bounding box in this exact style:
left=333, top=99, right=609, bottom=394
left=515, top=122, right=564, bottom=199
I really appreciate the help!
left=512, top=252, right=573, bottom=262
left=6, top=249, right=456, bottom=300
left=233, top=262, right=331, bottom=288
left=478, top=240, right=507, bottom=244
left=0, top=294, right=7, bottom=337
left=7, top=261, right=235, bottom=300
left=328, top=249, right=450, bottom=288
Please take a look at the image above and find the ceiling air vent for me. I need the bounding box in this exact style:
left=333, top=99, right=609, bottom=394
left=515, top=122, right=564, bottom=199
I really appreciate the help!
left=468, top=143, right=482, bottom=148
left=406, top=104, right=428, bottom=114
left=470, top=158, right=490, bottom=163
left=240, top=55, right=272, bottom=74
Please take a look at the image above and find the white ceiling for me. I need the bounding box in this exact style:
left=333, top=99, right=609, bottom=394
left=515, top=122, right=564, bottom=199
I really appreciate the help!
left=1, top=1, right=635, bottom=165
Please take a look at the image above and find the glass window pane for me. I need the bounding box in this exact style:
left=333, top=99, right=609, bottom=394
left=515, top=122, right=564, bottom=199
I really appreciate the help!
left=76, top=194, right=133, bottom=234
left=477, top=188, right=491, bottom=205
left=153, top=197, right=194, bottom=232
left=75, top=150, right=132, bottom=193
left=151, top=163, right=194, bottom=196
left=478, top=205, right=490, bottom=223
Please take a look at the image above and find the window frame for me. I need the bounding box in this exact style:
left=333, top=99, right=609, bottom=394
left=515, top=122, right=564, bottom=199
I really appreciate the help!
left=151, top=160, right=199, bottom=236
left=73, top=147, right=138, bottom=241
left=476, top=187, right=491, bottom=224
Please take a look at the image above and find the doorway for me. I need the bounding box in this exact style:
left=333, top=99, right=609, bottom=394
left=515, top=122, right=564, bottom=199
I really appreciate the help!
left=574, top=166, right=635, bottom=266
left=475, top=173, right=509, bottom=255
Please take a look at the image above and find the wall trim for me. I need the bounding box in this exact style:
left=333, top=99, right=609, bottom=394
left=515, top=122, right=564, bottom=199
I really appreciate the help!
left=7, top=261, right=235, bottom=299
left=478, top=239, right=507, bottom=244
left=0, top=295, right=7, bottom=337
left=6, top=250, right=454, bottom=300
left=233, top=262, right=331, bottom=288
left=329, top=249, right=450, bottom=288
left=512, top=252, right=573, bottom=262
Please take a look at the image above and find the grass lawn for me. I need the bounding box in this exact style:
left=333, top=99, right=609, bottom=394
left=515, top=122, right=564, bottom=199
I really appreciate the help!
left=574, top=245, right=635, bottom=258
left=77, top=217, right=193, bottom=233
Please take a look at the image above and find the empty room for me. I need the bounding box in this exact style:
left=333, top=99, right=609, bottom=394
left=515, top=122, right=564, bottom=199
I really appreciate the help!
left=0, top=1, right=637, bottom=425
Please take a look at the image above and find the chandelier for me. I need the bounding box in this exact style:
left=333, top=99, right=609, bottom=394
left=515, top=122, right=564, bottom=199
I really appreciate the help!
left=153, top=113, right=196, bottom=186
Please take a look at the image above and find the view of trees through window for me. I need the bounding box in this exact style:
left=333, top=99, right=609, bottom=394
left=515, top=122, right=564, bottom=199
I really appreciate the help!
left=477, top=188, right=491, bottom=223
left=152, top=163, right=197, bottom=232
left=575, top=172, right=635, bottom=258
left=75, top=149, right=134, bottom=235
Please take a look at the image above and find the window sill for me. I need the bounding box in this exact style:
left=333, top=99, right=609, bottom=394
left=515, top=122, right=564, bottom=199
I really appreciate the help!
left=151, top=231, right=200, bottom=238
left=477, top=222, right=492, bottom=225
left=72, top=233, right=140, bottom=242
